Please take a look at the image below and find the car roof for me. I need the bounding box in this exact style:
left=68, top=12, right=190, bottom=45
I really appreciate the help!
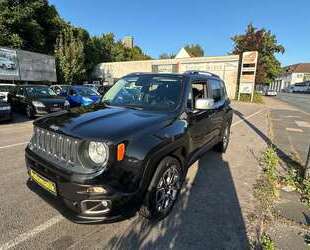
left=0, top=83, right=16, bottom=86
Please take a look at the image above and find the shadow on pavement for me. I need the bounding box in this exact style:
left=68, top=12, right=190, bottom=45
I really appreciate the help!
left=0, top=111, right=31, bottom=125
left=234, top=110, right=304, bottom=172
left=106, top=151, right=250, bottom=249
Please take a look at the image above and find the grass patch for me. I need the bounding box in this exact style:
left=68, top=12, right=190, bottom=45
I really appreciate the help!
left=260, top=233, right=276, bottom=250
left=301, top=177, right=310, bottom=207
left=239, top=92, right=264, bottom=104
left=252, top=147, right=279, bottom=249
left=280, top=157, right=310, bottom=208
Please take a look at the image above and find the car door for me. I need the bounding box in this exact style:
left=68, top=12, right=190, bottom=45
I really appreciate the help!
left=209, top=79, right=227, bottom=140
left=186, top=79, right=215, bottom=150
left=19, top=87, right=29, bottom=111
left=13, top=86, right=24, bottom=110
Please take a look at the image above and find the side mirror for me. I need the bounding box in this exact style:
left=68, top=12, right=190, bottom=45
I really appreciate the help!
left=195, top=98, right=214, bottom=110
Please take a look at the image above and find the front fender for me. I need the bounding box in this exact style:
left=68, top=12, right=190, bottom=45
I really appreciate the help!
left=133, top=119, right=190, bottom=198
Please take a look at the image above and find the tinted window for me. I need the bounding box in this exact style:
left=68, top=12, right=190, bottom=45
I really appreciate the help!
left=103, top=75, right=183, bottom=111
left=16, top=87, right=24, bottom=96
left=72, top=86, right=99, bottom=96
left=25, top=86, right=56, bottom=97
left=219, top=81, right=227, bottom=100
left=188, top=81, right=208, bottom=109
left=210, top=80, right=222, bottom=102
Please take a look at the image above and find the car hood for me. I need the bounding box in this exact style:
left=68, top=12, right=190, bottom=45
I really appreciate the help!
left=34, top=104, right=174, bottom=142
left=31, top=96, right=66, bottom=106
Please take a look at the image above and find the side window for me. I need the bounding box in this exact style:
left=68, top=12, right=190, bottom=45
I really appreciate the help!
left=9, top=86, right=17, bottom=95
left=188, top=80, right=208, bottom=109
left=220, top=81, right=228, bottom=100
left=210, top=80, right=223, bottom=103
left=16, top=87, right=24, bottom=96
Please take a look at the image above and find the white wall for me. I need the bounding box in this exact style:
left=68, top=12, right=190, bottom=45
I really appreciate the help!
left=93, top=55, right=241, bottom=98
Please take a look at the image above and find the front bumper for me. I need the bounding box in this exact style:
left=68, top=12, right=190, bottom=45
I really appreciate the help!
left=34, top=106, right=69, bottom=117
left=25, top=148, right=139, bottom=223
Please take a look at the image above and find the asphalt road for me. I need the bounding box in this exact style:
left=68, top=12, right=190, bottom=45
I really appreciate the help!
left=276, top=92, right=310, bottom=114
left=265, top=96, right=310, bottom=166
left=0, top=104, right=267, bottom=250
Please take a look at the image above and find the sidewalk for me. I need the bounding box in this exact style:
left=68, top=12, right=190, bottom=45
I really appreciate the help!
left=263, top=97, right=310, bottom=250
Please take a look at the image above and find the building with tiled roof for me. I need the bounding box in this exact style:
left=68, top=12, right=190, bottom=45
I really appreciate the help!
left=271, top=63, right=310, bottom=91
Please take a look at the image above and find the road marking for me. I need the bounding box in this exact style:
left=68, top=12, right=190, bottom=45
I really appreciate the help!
left=0, top=215, right=63, bottom=250
left=286, top=127, right=304, bottom=133
left=285, top=115, right=300, bottom=118
left=232, top=109, right=266, bottom=127
left=0, top=142, right=28, bottom=150
left=295, top=120, right=310, bottom=128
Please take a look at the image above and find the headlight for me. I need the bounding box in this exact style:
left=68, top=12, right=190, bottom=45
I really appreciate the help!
left=32, top=101, right=45, bottom=107
left=64, top=100, right=70, bottom=106
left=88, top=141, right=109, bottom=165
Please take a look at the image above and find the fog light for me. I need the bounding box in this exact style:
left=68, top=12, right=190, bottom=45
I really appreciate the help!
left=86, top=186, right=107, bottom=194
left=101, top=200, right=109, bottom=207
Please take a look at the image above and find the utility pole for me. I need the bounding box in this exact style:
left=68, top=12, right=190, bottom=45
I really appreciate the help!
left=304, top=144, right=310, bottom=179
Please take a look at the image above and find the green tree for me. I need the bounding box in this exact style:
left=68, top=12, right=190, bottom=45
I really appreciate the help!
left=231, top=24, right=285, bottom=84
left=159, top=53, right=175, bottom=59
left=54, top=26, right=85, bottom=84
left=184, top=44, right=204, bottom=57
left=0, top=0, right=152, bottom=81
left=0, top=0, right=64, bottom=54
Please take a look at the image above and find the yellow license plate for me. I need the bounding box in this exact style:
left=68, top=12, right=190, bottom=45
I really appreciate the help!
left=30, top=169, right=57, bottom=195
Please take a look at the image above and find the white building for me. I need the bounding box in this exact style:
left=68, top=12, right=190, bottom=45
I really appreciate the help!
left=92, top=48, right=259, bottom=99
left=271, top=63, right=310, bottom=91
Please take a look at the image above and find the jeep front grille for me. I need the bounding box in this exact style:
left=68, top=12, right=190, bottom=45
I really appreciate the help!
left=31, top=127, right=79, bottom=164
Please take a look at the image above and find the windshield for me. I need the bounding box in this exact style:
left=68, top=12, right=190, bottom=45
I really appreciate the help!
left=73, top=86, right=99, bottom=96
left=102, top=75, right=183, bottom=111
left=0, top=85, right=14, bottom=92
left=25, top=86, right=57, bottom=97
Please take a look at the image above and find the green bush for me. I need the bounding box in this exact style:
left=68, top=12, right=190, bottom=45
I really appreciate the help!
left=302, top=178, right=310, bottom=206
left=260, top=233, right=276, bottom=250
left=238, top=92, right=264, bottom=104
left=262, top=147, right=279, bottom=183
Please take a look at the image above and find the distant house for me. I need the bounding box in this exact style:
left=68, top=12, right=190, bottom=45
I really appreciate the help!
left=271, top=63, right=310, bottom=91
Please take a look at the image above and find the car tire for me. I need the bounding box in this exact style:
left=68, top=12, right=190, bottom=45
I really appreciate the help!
left=26, top=105, right=34, bottom=119
left=214, top=122, right=231, bottom=153
left=139, top=156, right=183, bottom=221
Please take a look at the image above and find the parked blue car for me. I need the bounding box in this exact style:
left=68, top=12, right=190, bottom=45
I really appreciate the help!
left=50, top=85, right=101, bottom=107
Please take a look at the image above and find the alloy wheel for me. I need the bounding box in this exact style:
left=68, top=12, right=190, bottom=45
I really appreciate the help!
left=155, top=165, right=181, bottom=213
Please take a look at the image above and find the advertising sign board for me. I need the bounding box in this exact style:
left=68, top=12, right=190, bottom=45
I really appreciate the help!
left=238, top=51, right=258, bottom=102
left=0, top=47, right=57, bottom=82
left=239, top=82, right=254, bottom=94
left=0, top=48, right=19, bottom=78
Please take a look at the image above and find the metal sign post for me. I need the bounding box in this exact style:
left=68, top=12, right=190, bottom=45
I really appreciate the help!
left=238, top=51, right=258, bottom=102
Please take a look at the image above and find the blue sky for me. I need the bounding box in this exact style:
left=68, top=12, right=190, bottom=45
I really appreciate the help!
left=49, top=0, right=310, bottom=66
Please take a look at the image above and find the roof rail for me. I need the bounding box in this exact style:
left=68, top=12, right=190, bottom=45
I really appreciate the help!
left=183, top=70, right=220, bottom=78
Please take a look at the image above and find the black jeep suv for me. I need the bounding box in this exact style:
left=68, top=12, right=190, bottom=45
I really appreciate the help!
left=25, top=71, right=233, bottom=223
